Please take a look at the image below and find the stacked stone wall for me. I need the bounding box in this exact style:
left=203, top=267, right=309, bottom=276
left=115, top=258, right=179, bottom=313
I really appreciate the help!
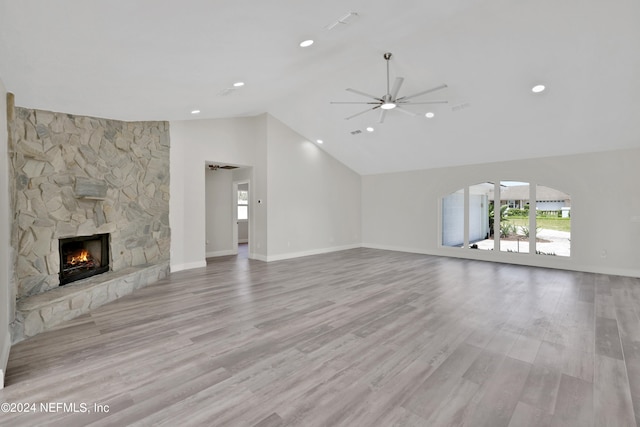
left=9, top=108, right=170, bottom=299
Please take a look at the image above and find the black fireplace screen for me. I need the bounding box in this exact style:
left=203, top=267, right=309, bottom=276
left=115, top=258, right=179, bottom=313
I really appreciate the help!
left=59, top=233, right=110, bottom=285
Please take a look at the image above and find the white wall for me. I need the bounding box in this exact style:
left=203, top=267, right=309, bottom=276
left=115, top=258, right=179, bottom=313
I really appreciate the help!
left=363, top=148, right=640, bottom=278
left=205, top=169, right=234, bottom=257
left=265, top=115, right=361, bottom=260
left=232, top=168, right=252, bottom=182
left=238, top=221, right=249, bottom=243
left=170, top=113, right=362, bottom=269
left=442, top=191, right=464, bottom=246
left=0, top=78, right=11, bottom=388
left=170, top=115, right=267, bottom=271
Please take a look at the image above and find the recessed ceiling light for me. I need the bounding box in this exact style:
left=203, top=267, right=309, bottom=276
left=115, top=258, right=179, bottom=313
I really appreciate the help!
left=299, top=39, right=314, bottom=47
left=316, top=139, right=323, bottom=144
left=233, top=81, right=245, bottom=87
left=531, top=84, right=545, bottom=93
left=191, top=110, right=200, bottom=114
left=425, top=112, right=435, bottom=118
left=366, top=127, right=374, bottom=132
left=380, top=102, right=396, bottom=110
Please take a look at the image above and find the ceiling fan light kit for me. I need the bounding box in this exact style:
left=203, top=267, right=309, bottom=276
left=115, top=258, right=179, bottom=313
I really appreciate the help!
left=331, top=52, right=448, bottom=123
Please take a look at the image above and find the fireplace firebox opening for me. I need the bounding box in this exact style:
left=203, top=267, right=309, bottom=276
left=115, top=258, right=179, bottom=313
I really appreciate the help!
left=59, top=233, right=110, bottom=285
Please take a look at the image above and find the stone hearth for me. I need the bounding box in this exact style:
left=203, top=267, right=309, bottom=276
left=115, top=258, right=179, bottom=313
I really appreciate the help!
left=8, top=106, right=171, bottom=342
left=13, top=263, right=169, bottom=342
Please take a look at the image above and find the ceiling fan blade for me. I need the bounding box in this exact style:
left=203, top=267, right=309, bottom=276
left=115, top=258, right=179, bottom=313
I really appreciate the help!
left=378, top=109, right=387, bottom=123
left=398, top=100, right=448, bottom=105
left=330, top=101, right=381, bottom=104
left=345, top=105, right=381, bottom=120
left=390, top=77, right=404, bottom=99
left=346, top=88, right=383, bottom=101
left=396, top=84, right=448, bottom=102
left=394, top=106, right=417, bottom=117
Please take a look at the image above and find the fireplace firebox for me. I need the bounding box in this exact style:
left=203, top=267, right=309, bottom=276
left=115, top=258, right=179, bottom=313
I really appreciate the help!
left=59, top=233, right=110, bottom=285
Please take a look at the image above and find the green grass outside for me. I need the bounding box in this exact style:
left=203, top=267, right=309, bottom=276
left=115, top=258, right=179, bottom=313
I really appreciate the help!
left=507, top=216, right=571, bottom=232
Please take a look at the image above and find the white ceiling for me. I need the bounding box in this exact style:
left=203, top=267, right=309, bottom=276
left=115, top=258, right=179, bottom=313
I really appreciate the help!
left=1, top=0, right=639, bottom=175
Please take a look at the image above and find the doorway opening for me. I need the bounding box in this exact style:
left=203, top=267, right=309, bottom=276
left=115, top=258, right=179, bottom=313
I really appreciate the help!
left=204, top=162, right=252, bottom=261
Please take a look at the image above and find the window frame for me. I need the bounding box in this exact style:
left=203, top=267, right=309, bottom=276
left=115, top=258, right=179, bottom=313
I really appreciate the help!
left=237, top=189, right=249, bottom=221
left=440, top=181, right=570, bottom=258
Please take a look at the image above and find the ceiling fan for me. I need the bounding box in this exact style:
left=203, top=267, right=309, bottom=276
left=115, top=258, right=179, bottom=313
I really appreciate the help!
left=331, top=52, right=448, bottom=123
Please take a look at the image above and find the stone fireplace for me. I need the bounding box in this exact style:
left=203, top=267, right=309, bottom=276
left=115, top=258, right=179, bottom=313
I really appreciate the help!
left=8, top=106, right=171, bottom=342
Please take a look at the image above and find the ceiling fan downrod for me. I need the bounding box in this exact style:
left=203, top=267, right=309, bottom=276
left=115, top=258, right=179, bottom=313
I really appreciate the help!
left=384, top=52, right=392, bottom=96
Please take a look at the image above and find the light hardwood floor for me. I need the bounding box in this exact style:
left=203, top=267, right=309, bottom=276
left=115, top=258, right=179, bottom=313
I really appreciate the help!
left=2, top=248, right=640, bottom=426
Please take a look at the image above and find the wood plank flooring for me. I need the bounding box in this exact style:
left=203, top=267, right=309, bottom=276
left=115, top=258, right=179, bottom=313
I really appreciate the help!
left=2, top=248, right=640, bottom=426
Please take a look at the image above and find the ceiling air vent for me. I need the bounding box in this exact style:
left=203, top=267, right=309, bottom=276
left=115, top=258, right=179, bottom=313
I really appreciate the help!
left=451, top=102, right=471, bottom=112
left=217, top=88, right=234, bottom=97
left=325, top=12, right=359, bottom=30
left=350, top=130, right=362, bottom=135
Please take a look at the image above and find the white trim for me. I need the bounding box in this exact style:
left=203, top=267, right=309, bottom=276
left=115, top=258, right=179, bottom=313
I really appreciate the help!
left=206, top=250, right=237, bottom=258
left=362, top=243, right=430, bottom=255
left=170, top=260, right=207, bottom=272
left=362, top=243, right=640, bottom=279
left=232, top=181, right=239, bottom=250
left=264, top=244, right=362, bottom=262
left=0, top=332, right=10, bottom=389
left=562, top=265, right=640, bottom=279
left=251, top=253, right=268, bottom=262
left=233, top=179, right=250, bottom=251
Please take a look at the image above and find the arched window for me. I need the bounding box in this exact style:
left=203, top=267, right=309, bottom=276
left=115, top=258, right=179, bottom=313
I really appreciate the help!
left=441, top=182, right=570, bottom=257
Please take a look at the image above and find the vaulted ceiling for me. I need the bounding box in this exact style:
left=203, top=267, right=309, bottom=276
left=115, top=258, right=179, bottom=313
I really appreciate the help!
left=1, top=0, right=639, bottom=174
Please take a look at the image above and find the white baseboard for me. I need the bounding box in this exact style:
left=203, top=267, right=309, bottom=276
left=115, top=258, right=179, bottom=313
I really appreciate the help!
left=0, top=331, right=10, bottom=389
left=250, top=253, right=268, bottom=262
left=361, top=242, right=430, bottom=255
left=265, top=244, right=362, bottom=262
left=362, top=243, right=640, bottom=279
left=206, top=250, right=237, bottom=258
left=562, top=265, right=640, bottom=279
left=170, top=260, right=207, bottom=273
